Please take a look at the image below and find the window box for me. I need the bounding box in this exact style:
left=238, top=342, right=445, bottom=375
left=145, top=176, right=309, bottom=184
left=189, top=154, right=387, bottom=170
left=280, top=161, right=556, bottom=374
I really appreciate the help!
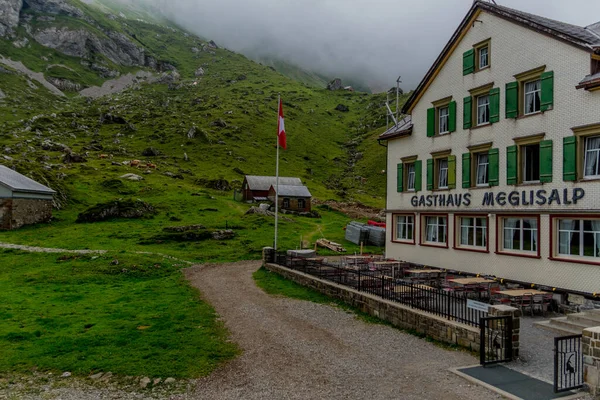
left=396, top=157, right=422, bottom=193
left=464, top=83, right=499, bottom=129
left=392, top=213, right=416, bottom=245
left=507, top=134, right=553, bottom=185
left=420, top=214, right=448, bottom=248
left=427, top=97, right=456, bottom=137
left=454, top=214, right=489, bottom=253
left=506, top=66, right=554, bottom=118
left=565, top=123, right=600, bottom=182
left=427, top=151, right=456, bottom=191
left=462, top=144, right=499, bottom=188
left=463, top=38, right=491, bottom=75
left=496, top=215, right=541, bottom=258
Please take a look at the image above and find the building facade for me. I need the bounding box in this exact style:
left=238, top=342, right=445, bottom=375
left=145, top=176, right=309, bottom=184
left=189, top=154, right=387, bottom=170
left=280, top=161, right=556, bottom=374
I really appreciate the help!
left=268, top=184, right=312, bottom=212
left=242, top=175, right=303, bottom=202
left=0, top=165, right=55, bottom=230
left=381, top=2, right=600, bottom=295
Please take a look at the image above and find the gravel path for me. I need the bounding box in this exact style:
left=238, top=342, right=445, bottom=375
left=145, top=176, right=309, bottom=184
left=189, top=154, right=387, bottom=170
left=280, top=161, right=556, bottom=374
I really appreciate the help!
left=0, top=260, right=499, bottom=399
left=184, top=261, right=497, bottom=400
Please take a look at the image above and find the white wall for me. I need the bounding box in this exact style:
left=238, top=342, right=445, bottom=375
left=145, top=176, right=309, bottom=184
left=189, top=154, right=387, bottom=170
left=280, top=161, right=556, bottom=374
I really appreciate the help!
left=385, top=10, right=600, bottom=294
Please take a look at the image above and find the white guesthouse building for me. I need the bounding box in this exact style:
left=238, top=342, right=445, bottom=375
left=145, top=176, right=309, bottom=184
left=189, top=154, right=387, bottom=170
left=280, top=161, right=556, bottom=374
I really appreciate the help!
left=381, top=1, right=600, bottom=296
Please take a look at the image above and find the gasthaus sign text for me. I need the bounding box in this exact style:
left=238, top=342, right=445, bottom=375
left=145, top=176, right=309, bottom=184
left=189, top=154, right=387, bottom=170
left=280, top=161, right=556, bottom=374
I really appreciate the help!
left=410, top=188, right=585, bottom=208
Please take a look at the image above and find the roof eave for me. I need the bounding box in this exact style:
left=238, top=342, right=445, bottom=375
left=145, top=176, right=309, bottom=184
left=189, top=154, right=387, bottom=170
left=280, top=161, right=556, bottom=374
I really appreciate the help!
left=378, top=127, right=413, bottom=140
left=576, top=79, right=600, bottom=90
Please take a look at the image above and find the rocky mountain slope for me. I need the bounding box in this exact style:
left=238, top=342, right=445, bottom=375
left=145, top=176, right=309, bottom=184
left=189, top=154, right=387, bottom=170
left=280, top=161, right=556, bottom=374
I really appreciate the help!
left=0, top=0, right=402, bottom=215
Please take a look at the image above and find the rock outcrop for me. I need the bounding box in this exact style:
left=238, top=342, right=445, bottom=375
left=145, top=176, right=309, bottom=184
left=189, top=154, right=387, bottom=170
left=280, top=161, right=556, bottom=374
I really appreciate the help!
left=0, top=0, right=22, bottom=37
left=25, top=0, right=83, bottom=18
left=32, top=27, right=145, bottom=66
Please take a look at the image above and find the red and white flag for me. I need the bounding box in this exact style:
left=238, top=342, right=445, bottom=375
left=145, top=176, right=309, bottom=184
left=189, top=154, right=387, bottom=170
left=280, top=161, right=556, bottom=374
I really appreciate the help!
left=277, top=98, right=287, bottom=149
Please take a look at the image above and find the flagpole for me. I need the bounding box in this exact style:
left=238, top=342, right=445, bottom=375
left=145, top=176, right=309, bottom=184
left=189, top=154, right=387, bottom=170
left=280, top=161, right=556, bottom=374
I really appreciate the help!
left=274, top=95, right=280, bottom=251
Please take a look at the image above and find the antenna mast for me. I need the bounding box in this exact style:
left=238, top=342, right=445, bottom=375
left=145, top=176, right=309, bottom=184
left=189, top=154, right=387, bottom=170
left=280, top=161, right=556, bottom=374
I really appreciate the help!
left=385, top=76, right=402, bottom=129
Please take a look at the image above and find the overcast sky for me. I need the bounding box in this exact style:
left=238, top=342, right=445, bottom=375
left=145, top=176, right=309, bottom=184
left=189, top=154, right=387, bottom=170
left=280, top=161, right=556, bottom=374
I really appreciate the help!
left=145, top=0, right=600, bottom=92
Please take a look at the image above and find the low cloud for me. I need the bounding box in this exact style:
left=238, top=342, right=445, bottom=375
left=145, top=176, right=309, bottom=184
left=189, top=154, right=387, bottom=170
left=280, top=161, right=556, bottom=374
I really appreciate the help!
left=129, top=0, right=600, bottom=92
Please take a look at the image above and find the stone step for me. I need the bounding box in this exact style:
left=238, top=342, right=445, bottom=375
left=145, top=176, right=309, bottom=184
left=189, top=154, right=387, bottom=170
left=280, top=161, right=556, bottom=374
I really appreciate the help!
left=567, top=312, right=600, bottom=327
left=550, top=316, right=590, bottom=331
left=534, top=320, right=584, bottom=336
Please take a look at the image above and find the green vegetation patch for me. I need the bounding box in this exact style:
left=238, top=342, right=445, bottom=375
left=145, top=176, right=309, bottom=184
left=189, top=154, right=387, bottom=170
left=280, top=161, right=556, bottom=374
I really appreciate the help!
left=0, top=249, right=239, bottom=377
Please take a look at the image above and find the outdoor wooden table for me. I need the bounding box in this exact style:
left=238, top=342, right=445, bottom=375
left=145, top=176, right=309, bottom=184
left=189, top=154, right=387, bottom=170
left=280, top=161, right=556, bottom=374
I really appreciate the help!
left=405, top=269, right=441, bottom=275
left=497, top=289, right=548, bottom=297
left=449, top=278, right=495, bottom=285
left=393, top=284, right=434, bottom=293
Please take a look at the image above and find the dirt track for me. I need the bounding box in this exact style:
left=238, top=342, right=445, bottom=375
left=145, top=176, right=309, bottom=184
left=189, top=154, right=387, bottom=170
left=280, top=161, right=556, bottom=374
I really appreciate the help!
left=184, top=261, right=497, bottom=400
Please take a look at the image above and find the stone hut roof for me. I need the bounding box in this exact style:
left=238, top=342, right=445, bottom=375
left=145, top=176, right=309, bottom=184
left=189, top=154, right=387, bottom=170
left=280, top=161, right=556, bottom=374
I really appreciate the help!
left=0, top=165, right=55, bottom=195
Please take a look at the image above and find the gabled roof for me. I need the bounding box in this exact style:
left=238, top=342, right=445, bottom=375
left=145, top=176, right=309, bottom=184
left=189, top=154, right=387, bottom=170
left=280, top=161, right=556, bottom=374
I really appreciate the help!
left=0, top=165, right=55, bottom=195
left=378, top=116, right=413, bottom=140
left=402, top=1, right=600, bottom=114
left=245, top=175, right=302, bottom=191
left=269, top=184, right=312, bottom=198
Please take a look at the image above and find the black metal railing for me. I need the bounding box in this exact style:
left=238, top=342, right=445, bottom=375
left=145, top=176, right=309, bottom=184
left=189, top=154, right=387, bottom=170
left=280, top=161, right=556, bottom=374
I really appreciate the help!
left=554, top=334, right=583, bottom=393
left=267, top=251, right=487, bottom=327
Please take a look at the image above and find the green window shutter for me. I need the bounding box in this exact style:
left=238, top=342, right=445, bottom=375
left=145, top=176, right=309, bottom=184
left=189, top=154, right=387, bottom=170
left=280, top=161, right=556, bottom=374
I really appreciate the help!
left=463, top=49, right=475, bottom=75
left=505, top=82, right=518, bottom=119
left=539, top=139, right=553, bottom=183
left=427, top=107, right=435, bottom=137
left=540, top=71, right=554, bottom=112
left=448, top=155, right=456, bottom=189
left=414, top=160, right=422, bottom=192
left=448, top=101, right=457, bottom=133
left=489, top=87, right=500, bottom=123
left=563, top=136, right=577, bottom=181
left=488, top=148, right=499, bottom=186
left=463, top=96, right=472, bottom=129
left=507, top=145, right=518, bottom=185
left=462, top=153, right=471, bottom=188
left=427, top=159, right=434, bottom=190
left=396, top=163, right=403, bottom=192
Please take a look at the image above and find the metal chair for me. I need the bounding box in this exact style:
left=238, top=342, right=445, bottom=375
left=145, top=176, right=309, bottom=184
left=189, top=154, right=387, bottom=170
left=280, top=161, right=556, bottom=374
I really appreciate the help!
left=520, top=293, right=534, bottom=316
left=531, top=294, right=544, bottom=316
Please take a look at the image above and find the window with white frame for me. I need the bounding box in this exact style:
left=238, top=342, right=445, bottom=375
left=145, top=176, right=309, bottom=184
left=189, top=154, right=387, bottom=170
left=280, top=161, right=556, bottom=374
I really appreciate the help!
left=438, top=158, right=448, bottom=189
left=396, top=215, right=414, bottom=242
left=438, top=106, right=449, bottom=135
left=476, top=152, right=489, bottom=186
left=479, top=46, right=489, bottom=69
left=502, top=217, right=538, bottom=253
left=477, top=95, right=490, bottom=125
left=558, top=219, right=600, bottom=258
left=425, top=216, right=447, bottom=244
left=584, top=136, right=600, bottom=178
left=282, top=198, right=290, bottom=208
left=459, top=217, right=487, bottom=248
left=524, top=79, right=541, bottom=114
left=406, top=163, right=416, bottom=191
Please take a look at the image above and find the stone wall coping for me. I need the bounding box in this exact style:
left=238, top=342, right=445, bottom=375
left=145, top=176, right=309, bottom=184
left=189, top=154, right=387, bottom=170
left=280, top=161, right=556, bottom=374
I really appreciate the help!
left=265, top=262, right=480, bottom=334
left=489, top=304, right=518, bottom=313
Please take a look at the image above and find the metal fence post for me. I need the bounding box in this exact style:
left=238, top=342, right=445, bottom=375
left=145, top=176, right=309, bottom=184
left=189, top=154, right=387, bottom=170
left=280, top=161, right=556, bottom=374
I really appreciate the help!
left=381, top=274, right=384, bottom=299
left=358, top=269, right=361, bottom=292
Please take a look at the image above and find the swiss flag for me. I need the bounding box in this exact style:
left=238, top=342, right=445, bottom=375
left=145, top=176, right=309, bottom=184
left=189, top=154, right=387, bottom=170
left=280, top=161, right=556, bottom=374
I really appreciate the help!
left=277, top=98, right=287, bottom=149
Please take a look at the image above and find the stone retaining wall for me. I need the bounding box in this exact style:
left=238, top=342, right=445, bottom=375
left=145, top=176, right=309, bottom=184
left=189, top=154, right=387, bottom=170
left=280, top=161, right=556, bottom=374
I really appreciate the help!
left=264, top=262, right=484, bottom=351
left=583, top=326, right=600, bottom=395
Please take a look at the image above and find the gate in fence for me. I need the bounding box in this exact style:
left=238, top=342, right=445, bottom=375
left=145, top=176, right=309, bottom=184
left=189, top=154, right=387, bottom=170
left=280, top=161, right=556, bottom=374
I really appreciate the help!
left=479, top=316, right=512, bottom=365
left=554, top=334, right=583, bottom=393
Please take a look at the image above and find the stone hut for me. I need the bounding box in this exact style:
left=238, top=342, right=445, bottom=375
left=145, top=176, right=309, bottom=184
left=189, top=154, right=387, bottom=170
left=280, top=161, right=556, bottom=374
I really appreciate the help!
left=0, top=165, right=55, bottom=230
left=268, top=184, right=312, bottom=212
left=242, top=175, right=303, bottom=202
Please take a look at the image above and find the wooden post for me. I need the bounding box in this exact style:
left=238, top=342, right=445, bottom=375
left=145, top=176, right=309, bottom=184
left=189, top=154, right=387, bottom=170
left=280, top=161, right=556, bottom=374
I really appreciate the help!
left=360, top=241, right=363, bottom=255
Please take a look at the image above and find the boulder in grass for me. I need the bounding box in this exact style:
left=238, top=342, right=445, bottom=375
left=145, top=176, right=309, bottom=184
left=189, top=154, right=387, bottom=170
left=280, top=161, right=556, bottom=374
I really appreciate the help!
left=76, top=199, right=156, bottom=222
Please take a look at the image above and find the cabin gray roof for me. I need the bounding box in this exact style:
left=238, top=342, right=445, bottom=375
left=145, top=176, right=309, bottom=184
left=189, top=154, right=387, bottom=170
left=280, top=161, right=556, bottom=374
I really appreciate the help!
left=245, top=175, right=302, bottom=191
left=0, top=165, right=55, bottom=194
left=270, top=184, right=312, bottom=198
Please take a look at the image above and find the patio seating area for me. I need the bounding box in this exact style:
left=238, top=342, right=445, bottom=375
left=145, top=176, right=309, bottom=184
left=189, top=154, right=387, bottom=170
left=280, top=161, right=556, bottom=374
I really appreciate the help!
left=272, top=251, right=555, bottom=321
